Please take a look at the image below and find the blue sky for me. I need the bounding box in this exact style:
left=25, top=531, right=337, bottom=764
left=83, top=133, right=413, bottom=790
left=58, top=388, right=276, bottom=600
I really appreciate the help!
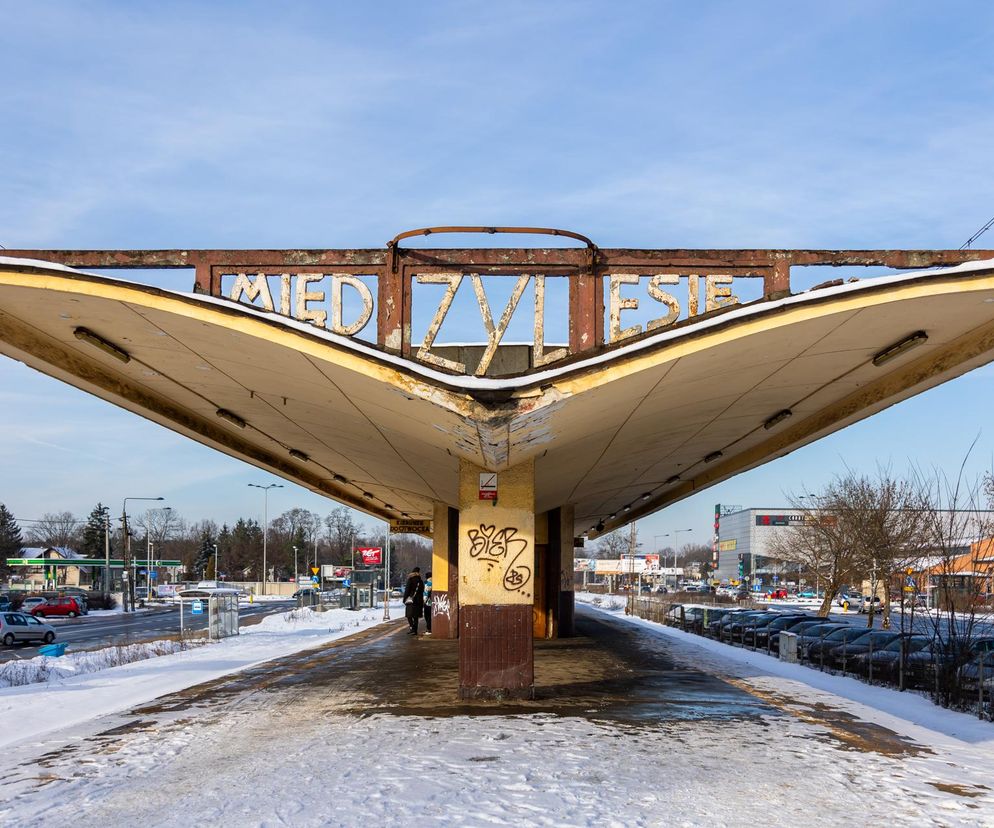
left=3, top=1, right=994, bottom=548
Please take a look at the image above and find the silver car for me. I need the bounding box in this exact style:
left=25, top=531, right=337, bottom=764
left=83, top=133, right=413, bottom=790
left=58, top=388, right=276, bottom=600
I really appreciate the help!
left=0, top=612, right=57, bottom=646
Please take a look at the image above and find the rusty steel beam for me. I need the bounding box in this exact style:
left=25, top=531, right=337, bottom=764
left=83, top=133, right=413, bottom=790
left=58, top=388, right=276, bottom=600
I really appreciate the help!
left=7, top=247, right=994, bottom=271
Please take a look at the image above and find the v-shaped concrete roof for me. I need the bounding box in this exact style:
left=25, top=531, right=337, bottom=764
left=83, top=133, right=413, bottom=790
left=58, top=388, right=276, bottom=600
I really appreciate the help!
left=3, top=257, right=994, bottom=538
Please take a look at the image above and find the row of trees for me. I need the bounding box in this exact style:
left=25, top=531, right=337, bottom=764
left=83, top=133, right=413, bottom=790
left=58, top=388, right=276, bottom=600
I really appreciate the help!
left=0, top=502, right=431, bottom=586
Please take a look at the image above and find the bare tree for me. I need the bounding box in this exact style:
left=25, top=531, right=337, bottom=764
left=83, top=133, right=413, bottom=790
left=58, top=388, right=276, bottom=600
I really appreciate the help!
left=25, top=511, right=82, bottom=551
left=911, top=456, right=994, bottom=707
left=325, top=506, right=362, bottom=564
left=593, top=529, right=631, bottom=559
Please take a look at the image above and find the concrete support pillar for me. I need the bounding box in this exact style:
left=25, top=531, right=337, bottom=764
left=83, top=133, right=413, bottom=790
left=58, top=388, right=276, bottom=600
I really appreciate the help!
left=458, top=457, right=535, bottom=700
left=430, top=501, right=459, bottom=639
left=557, top=504, right=576, bottom=638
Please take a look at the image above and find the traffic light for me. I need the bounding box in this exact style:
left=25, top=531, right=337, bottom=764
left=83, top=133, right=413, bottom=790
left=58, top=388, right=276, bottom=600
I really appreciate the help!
left=737, top=553, right=744, bottom=578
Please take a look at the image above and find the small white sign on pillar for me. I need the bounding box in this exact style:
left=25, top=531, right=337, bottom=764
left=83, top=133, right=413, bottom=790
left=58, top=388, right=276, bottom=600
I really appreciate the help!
left=479, top=472, right=498, bottom=501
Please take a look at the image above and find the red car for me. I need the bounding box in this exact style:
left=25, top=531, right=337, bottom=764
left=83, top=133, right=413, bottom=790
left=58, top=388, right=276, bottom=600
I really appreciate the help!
left=32, top=597, right=85, bottom=618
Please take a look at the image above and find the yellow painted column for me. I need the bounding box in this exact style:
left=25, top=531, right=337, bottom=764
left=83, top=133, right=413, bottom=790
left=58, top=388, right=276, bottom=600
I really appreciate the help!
left=430, top=501, right=458, bottom=638
left=457, top=457, right=535, bottom=699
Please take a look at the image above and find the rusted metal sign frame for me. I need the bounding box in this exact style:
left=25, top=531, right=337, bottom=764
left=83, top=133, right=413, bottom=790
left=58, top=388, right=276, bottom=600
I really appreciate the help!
left=7, top=245, right=994, bottom=369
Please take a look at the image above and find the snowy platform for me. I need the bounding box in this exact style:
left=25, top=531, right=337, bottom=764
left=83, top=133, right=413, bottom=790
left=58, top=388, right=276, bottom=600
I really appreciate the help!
left=1, top=603, right=993, bottom=826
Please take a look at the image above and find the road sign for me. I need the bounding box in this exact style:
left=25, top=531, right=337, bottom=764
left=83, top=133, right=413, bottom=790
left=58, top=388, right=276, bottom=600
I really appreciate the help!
left=311, top=575, right=319, bottom=583
left=191, top=600, right=204, bottom=615
left=389, top=518, right=432, bottom=534
left=343, top=578, right=351, bottom=588
left=311, top=566, right=319, bottom=575
left=479, top=472, right=498, bottom=501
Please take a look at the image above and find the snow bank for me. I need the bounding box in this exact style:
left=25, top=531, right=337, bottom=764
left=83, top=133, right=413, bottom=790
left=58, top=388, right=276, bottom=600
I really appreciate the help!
left=0, top=606, right=390, bottom=752
left=0, top=639, right=194, bottom=688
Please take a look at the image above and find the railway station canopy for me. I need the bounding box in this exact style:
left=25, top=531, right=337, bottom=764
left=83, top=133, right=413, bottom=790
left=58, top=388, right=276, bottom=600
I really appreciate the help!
left=3, top=231, right=994, bottom=696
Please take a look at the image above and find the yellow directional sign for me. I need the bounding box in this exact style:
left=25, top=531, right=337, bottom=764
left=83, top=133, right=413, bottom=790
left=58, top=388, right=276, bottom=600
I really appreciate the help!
left=390, top=518, right=432, bottom=534
left=311, top=566, right=320, bottom=576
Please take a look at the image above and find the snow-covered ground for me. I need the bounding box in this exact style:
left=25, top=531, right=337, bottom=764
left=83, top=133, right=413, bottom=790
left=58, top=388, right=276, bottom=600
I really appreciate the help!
left=0, top=604, right=391, bottom=752
left=2, top=597, right=993, bottom=826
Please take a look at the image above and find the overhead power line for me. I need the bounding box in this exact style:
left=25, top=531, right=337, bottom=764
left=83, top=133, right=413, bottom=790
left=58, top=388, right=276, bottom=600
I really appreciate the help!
left=961, top=215, right=994, bottom=250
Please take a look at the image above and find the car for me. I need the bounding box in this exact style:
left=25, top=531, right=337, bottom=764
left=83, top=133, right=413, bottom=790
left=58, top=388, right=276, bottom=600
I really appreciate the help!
left=32, top=596, right=85, bottom=618
left=805, top=625, right=878, bottom=663
left=0, top=595, right=11, bottom=612
left=723, top=611, right=771, bottom=641
left=825, top=630, right=903, bottom=670
left=0, top=612, right=57, bottom=646
left=751, top=614, right=813, bottom=647
left=793, top=622, right=851, bottom=655
left=768, top=618, right=839, bottom=651
left=905, top=636, right=994, bottom=686
left=835, top=593, right=861, bottom=610
left=19, top=596, right=47, bottom=612
left=850, top=634, right=932, bottom=679
left=857, top=595, right=883, bottom=614
left=739, top=612, right=803, bottom=645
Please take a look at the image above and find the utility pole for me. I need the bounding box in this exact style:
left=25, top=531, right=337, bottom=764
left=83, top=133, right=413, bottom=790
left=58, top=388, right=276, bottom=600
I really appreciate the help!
left=248, top=483, right=282, bottom=595
left=103, top=508, right=111, bottom=596
left=384, top=526, right=391, bottom=621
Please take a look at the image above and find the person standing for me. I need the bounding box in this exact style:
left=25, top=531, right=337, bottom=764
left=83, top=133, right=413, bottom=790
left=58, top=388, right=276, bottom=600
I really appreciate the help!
left=423, top=571, right=433, bottom=636
left=402, top=566, right=424, bottom=635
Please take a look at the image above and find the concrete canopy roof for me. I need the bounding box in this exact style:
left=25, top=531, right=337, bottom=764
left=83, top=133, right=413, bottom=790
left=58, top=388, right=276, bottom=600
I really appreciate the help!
left=3, top=258, right=994, bottom=538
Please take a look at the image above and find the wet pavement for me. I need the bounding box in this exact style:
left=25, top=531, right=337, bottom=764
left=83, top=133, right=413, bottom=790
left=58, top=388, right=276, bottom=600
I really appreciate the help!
left=111, top=604, right=925, bottom=760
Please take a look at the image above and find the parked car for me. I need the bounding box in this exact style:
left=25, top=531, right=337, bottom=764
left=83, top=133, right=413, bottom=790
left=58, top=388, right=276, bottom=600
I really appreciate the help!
left=0, top=612, right=57, bottom=646
left=825, top=630, right=903, bottom=670
left=857, top=595, right=883, bottom=614
left=768, top=617, right=837, bottom=649
left=0, top=595, right=11, bottom=612
left=805, top=626, right=877, bottom=663
left=905, top=636, right=994, bottom=687
left=835, top=593, right=861, bottom=609
left=793, top=623, right=851, bottom=655
left=751, top=614, right=813, bottom=647
left=849, top=634, right=932, bottom=679
left=706, top=608, right=751, bottom=637
left=19, top=596, right=47, bottom=612
left=32, top=596, right=86, bottom=618
left=734, top=612, right=792, bottom=644
left=724, top=611, right=772, bottom=641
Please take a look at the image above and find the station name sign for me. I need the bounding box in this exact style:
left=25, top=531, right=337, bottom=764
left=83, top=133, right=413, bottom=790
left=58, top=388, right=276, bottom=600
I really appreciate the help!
left=226, top=271, right=741, bottom=376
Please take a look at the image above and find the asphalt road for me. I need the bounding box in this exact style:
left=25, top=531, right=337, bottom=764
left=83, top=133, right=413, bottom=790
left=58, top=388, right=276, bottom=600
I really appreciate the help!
left=0, top=600, right=295, bottom=662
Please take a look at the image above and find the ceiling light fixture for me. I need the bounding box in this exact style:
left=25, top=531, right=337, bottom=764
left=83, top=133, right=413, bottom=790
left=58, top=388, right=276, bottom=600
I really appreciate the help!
left=362, top=491, right=374, bottom=500
left=215, top=408, right=246, bottom=428
left=333, top=474, right=347, bottom=484
left=289, top=449, right=310, bottom=461
left=665, top=475, right=681, bottom=485
left=73, top=327, right=130, bottom=363
left=641, top=492, right=652, bottom=501
left=872, top=331, right=928, bottom=367
left=622, top=504, right=631, bottom=513
left=704, top=451, right=723, bottom=463
left=763, top=409, right=793, bottom=430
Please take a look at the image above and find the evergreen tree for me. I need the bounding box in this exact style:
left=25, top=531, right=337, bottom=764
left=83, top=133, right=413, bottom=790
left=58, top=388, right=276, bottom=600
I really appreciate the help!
left=0, top=503, right=23, bottom=581
left=81, top=503, right=112, bottom=559
left=194, top=528, right=215, bottom=579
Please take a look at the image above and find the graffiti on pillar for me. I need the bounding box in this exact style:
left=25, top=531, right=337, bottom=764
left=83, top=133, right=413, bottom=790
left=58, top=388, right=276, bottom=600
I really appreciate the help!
left=467, top=524, right=532, bottom=596
left=433, top=592, right=451, bottom=619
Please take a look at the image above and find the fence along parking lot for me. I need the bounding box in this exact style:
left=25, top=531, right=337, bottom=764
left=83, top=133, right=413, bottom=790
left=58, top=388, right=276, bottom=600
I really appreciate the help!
left=630, top=595, right=994, bottom=720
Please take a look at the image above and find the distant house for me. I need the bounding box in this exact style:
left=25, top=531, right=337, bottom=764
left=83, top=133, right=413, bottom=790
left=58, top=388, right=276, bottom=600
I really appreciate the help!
left=9, top=546, right=94, bottom=589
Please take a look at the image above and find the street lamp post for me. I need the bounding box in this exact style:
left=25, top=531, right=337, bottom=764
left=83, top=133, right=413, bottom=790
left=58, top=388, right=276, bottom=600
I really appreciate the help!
left=293, top=545, right=298, bottom=587
left=121, top=496, right=164, bottom=613
left=657, top=530, right=693, bottom=589
left=212, top=543, right=219, bottom=582
left=248, top=483, right=283, bottom=595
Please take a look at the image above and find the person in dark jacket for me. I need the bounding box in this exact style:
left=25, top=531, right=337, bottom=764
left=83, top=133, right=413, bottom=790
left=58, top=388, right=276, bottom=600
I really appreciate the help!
left=402, top=567, right=425, bottom=635
left=423, top=571, right=433, bottom=636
